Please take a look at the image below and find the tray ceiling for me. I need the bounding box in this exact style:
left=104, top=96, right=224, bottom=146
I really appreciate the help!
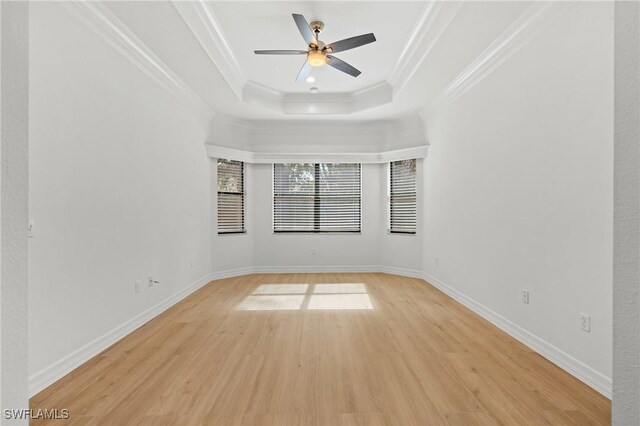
left=92, top=1, right=568, bottom=121
left=210, top=1, right=424, bottom=94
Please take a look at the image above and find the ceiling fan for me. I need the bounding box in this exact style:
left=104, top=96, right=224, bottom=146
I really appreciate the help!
left=254, top=13, right=376, bottom=81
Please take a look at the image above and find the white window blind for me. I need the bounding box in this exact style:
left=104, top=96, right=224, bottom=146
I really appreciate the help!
left=217, top=159, right=245, bottom=234
left=273, top=163, right=361, bottom=233
left=390, top=159, right=417, bottom=234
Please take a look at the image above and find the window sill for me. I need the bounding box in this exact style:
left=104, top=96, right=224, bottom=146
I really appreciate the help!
left=387, top=230, right=418, bottom=236
left=273, top=231, right=362, bottom=235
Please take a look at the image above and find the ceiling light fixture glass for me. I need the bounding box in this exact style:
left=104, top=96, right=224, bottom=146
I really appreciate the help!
left=306, top=76, right=316, bottom=83
left=310, top=87, right=319, bottom=94
left=307, top=51, right=326, bottom=67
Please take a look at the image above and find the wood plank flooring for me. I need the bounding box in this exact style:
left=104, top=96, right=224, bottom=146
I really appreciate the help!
left=30, top=273, right=611, bottom=425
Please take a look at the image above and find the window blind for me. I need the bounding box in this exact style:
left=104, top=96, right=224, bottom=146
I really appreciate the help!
left=217, top=159, right=245, bottom=234
left=274, top=163, right=361, bottom=233
left=390, top=159, right=417, bottom=234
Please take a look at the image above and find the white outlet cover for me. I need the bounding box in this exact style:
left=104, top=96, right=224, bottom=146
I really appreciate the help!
left=580, top=313, right=591, bottom=332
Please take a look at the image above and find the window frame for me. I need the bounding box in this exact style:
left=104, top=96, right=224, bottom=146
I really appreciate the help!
left=388, top=159, right=417, bottom=235
left=272, top=163, right=362, bottom=234
left=217, top=158, right=246, bottom=235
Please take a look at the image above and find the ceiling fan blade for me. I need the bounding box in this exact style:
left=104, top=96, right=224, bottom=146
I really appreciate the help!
left=296, top=61, right=313, bottom=82
left=254, top=50, right=308, bottom=55
left=326, top=55, right=361, bottom=77
left=325, top=33, right=376, bottom=53
left=292, top=14, right=318, bottom=47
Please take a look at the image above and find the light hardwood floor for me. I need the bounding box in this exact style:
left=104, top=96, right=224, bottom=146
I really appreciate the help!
left=31, top=273, right=611, bottom=425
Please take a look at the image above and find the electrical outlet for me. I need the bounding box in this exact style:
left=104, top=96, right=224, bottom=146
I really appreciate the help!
left=134, top=280, right=141, bottom=294
left=521, top=290, right=530, bottom=305
left=580, top=313, right=591, bottom=332
left=148, top=275, right=159, bottom=287
left=435, top=256, right=439, bottom=266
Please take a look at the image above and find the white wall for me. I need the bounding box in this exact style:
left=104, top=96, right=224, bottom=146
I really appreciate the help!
left=28, top=1, right=212, bottom=389
left=1, top=1, right=29, bottom=420
left=613, top=0, right=640, bottom=423
left=422, top=1, right=613, bottom=389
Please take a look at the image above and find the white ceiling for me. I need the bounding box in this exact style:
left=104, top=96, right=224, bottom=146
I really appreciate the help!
left=211, top=1, right=425, bottom=93
left=101, top=1, right=546, bottom=122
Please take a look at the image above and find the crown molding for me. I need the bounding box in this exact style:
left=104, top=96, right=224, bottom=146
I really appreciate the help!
left=425, top=1, right=573, bottom=115
left=243, top=80, right=393, bottom=115
left=388, top=1, right=462, bottom=95
left=246, top=115, right=420, bottom=136
left=172, top=0, right=246, bottom=100
left=207, top=114, right=428, bottom=162
left=205, top=144, right=428, bottom=164
left=58, top=0, right=214, bottom=120
left=208, top=114, right=427, bottom=151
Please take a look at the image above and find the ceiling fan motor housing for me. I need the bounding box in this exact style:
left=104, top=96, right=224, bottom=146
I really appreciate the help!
left=310, top=21, right=325, bottom=32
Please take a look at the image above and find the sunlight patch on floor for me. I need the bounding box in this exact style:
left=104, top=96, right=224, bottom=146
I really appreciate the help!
left=313, top=283, right=367, bottom=294
left=252, top=284, right=309, bottom=295
left=307, top=293, right=373, bottom=310
left=236, top=295, right=305, bottom=310
left=236, top=283, right=373, bottom=311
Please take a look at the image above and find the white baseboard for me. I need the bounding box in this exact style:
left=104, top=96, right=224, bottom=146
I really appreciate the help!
left=28, top=272, right=216, bottom=397
left=209, top=266, right=255, bottom=280
left=251, top=265, right=427, bottom=277
left=252, top=265, right=380, bottom=274
left=421, top=271, right=612, bottom=399
left=207, top=265, right=424, bottom=278
left=379, top=265, right=425, bottom=279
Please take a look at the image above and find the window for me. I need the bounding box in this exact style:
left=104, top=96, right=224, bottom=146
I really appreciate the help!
left=273, top=163, right=361, bottom=233
left=389, top=159, right=417, bottom=234
left=217, top=159, right=244, bottom=234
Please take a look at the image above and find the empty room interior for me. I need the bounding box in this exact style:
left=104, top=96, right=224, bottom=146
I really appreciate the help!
left=2, top=0, right=640, bottom=425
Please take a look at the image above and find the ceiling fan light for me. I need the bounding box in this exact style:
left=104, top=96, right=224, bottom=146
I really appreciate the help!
left=307, top=51, right=326, bottom=67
